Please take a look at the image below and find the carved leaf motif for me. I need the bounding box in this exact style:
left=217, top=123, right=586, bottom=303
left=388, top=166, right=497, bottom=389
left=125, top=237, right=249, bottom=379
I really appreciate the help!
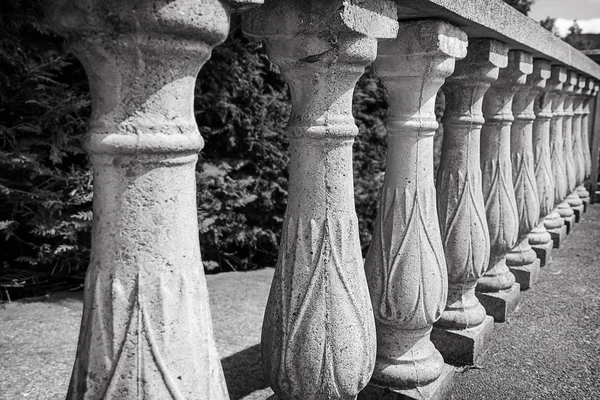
left=263, top=214, right=375, bottom=400
left=512, top=152, right=540, bottom=235
left=533, top=146, right=555, bottom=217
left=437, top=168, right=490, bottom=283
left=68, top=271, right=226, bottom=400
left=366, top=186, right=446, bottom=329
left=481, top=158, right=519, bottom=263
left=550, top=140, right=568, bottom=202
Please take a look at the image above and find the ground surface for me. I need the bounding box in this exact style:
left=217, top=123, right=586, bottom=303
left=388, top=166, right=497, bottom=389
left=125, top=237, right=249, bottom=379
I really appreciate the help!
left=1, top=206, right=599, bottom=400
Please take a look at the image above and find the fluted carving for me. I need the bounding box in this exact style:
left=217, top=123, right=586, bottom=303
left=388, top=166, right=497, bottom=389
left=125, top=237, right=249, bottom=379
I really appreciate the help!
left=436, top=40, right=506, bottom=330
left=44, top=1, right=255, bottom=399
left=477, top=51, right=531, bottom=293
left=549, top=66, right=569, bottom=205
left=366, top=20, right=467, bottom=390
left=244, top=2, right=399, bottom=399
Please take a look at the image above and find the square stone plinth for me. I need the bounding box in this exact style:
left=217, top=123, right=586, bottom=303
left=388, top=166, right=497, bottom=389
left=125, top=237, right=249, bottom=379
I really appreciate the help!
left=431, top=316, right=494, bottom=366
left=563, top=214, right=576, bottom=234
left=509, top=258, right=541, bottom=290
left=359, top=364, right=454, bottom=400
left=476, top=283, right=521, bottom=322
left=548, top=225, right=567, bottom=249
left=532, top=240, right=553, bottom=267
left=582, top=198, right=589, bottom=212
left=572, top=204, right=584, bottom=222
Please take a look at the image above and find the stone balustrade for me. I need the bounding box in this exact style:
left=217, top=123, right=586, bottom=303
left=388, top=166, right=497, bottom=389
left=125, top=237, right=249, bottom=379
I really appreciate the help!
left=43, top=0, right=600, bottom=399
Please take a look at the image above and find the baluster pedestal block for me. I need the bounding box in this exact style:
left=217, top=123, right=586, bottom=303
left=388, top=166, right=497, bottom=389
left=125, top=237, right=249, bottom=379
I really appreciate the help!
left=528, top=223, right=553, bottom=266
left=544, top=212, right=568, bottom=248
left=244, top=2, right=399, bottom=399
left=558, top=201, right=577, bottom=234
left=364, top=20, right=467, bottom=400
left=430, top=39, right=505, bottom=366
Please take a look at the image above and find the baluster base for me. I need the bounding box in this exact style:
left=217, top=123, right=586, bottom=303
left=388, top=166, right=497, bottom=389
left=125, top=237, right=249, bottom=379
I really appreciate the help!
left=475, top=283, right=521, bottom=322
left=577, top=185, right=590, bottom=212
left=567, top=192, right=585, bottom=222
left=548, top=225, right=568, bottom=248
left=531, top=240, right=554, bottom=267
left=431, top=315, right=494, bottom=366
left=506, top=238, right=541, bottom=290
left=360, top=364, right=455, bottom=400
left=544, top=211, right=568, bottom=249
left=508, top=259, right=541, bottom=290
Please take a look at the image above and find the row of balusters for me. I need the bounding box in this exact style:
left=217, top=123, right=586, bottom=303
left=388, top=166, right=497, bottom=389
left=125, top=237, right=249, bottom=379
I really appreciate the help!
left=49, top=1, right=598, bottom=398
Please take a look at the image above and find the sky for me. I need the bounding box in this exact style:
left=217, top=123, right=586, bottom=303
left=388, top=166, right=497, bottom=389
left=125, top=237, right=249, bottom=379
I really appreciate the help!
left=530, top=0, right=600, bottom=36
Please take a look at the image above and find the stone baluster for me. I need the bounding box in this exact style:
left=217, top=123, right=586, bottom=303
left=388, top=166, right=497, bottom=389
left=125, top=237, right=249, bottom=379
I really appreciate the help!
left=574, top=76, right=591, bottom=209
left=244, top=2, right=399, bottom=399
left=531, top=62, right=566, bottom=252
left=505, top=55, right=544, bottom=289
left=44, top=0, right=263, bottom=398
left=563, top=71, right=585, bottom=220
left=548, top=67, right=577, bottom=233
left=581, top=79, right=596, bottom=181
left=476, top=51, right=531, bottom=321
left=430, top=39, right=505, bottom=366
left=364, top=20, right=467, bottom=397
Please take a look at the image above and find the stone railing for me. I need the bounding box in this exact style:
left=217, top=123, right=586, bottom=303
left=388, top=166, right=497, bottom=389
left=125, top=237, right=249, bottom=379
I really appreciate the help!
left=44, top=0, right=600, bottom=399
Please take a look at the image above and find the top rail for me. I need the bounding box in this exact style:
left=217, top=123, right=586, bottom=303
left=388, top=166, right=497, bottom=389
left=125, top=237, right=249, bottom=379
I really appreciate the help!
left=396, top=0, right=600, bottom=79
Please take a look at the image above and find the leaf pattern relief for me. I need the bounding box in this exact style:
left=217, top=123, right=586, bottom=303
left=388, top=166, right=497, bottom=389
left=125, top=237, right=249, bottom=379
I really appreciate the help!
left=365, top=185, right=446, bottom=329
left=512, top=152, right=540, bottom=235
left=437, top=168, right=490, bottom=283
left=69, top=269, right=226, bottom=400
left=550, top=141, right=568, bottom=202
left=263, top=214, right=375, bottom=400
left=481, top=158, right=519, bottom=258
left=534, top=149, right=555, bottom=217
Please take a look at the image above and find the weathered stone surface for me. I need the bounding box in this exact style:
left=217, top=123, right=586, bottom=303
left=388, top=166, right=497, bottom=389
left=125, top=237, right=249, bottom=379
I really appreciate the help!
left=477, top=51, right=529, bottom=304
left=572, top=75, right=587, bottom=187
left=475, top=283, right=521, bottom=322
left=532, top=60, right=557, bottom=221
left=563, top=71, right=578, bottom=193
left=431, top=315, right=494, bottom=366
left=243, top=2, right=399, bottom=399
left=581, top=79, right=595, bottom=179
left=558, top=202, right=577, bottom=234
left=543, top=211, right=567, bottom=248
left=436, top=39, right=506, bottom=331
left=528, top=223, right=554, bottom=266
left=44, top=1, right=246, bottom=399
left=358, top=364, right=455, bottom=400
left=366, top=20, right=467, bottom=392
left=548, top=66, right=569, bottom=206
left=509, top=258, right=541, bottom=290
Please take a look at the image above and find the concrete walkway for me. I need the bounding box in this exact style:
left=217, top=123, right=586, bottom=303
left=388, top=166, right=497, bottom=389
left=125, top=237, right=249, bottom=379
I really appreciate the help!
left=1, top=205, right=599, bottom=400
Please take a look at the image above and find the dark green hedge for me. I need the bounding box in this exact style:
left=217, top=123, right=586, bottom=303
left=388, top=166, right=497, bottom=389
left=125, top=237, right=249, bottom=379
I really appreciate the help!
left=0, top=4, right=389, bottom=279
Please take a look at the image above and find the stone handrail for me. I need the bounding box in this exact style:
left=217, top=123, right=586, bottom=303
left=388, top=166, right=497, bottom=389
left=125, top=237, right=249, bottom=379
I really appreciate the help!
left=42, top=0, right=599, bottom=399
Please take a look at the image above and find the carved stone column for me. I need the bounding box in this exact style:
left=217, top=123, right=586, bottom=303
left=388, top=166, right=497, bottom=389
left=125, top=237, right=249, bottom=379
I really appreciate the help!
left=574, top=76, right=591, bottom=209
left=44, top=1, right=259, bottom=399
left=581, top=79, right=595, bottom=181
left=530, top=60, right=562, bottom=260
left=549, top=67, right=577, bottom=233
left=505, top=54, right=542, bottom=289
left=365, top=20, right=466, bottom=397
left=476, top=51, right=531, bottom=321
left=563, top=71, right=585, bottom=221
left=244, top=2, right=398, bottom=399
left=430, top=40, right=504, bottom=366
